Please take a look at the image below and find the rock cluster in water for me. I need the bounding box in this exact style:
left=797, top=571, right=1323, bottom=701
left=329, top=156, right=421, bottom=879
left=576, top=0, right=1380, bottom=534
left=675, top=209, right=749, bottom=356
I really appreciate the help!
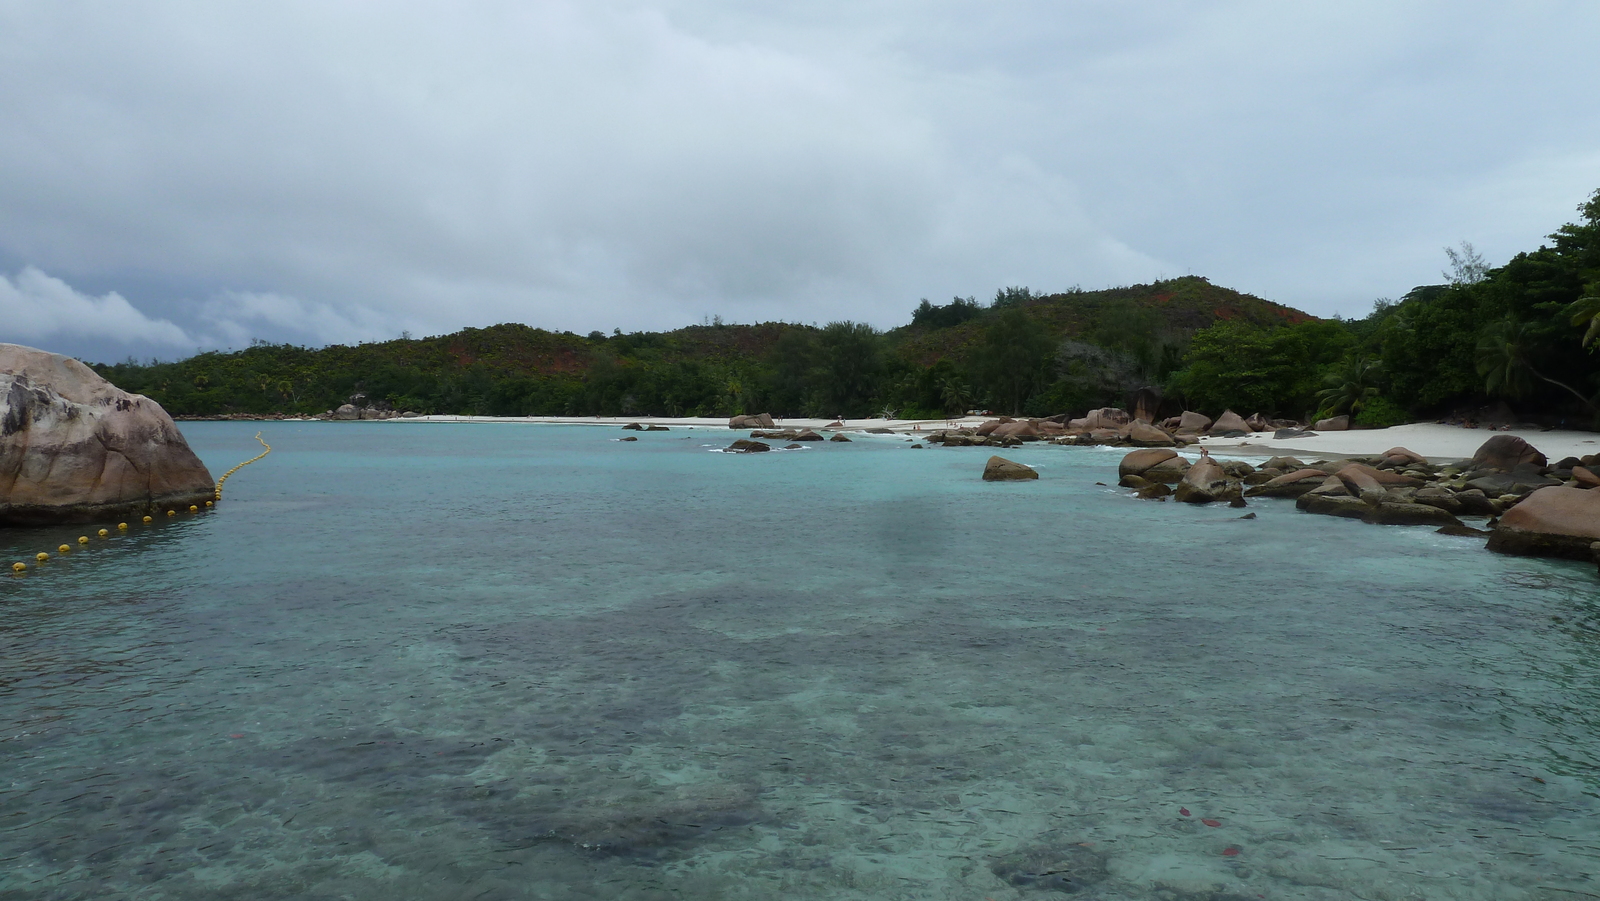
left=1, top=343, right=215, bottom=525
left=1120, top=434, right=1600, bottom=573
left=926, top=407, right=1294, bottom=448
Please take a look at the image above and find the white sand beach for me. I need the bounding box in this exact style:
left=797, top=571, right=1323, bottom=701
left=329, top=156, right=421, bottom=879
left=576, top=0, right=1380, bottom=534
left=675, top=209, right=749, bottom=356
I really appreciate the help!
left=394, top=414, right=1599, bottom=463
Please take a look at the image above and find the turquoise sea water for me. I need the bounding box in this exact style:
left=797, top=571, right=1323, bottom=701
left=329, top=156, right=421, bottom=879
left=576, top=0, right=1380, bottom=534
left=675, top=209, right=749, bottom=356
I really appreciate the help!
left=2, top=422, right=1598, bottom=900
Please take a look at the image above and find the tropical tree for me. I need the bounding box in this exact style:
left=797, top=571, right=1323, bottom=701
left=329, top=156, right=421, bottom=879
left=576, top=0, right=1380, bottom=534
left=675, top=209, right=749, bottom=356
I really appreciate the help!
left=1476, top=316, right=1598, bottom=412
left=938, top=376, right=974, bottom=414
left=1565, top=290, right=1600, bottom=349
left=977, top=308, right=1054, bottom=414
left=1315, top=356, right=1383, bottom=419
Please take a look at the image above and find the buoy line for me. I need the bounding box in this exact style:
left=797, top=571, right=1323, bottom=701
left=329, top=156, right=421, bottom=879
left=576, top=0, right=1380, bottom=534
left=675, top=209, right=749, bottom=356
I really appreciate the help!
left=8, top=432, right=272, bottom=575
left=215, top=431, right=272, bottom=500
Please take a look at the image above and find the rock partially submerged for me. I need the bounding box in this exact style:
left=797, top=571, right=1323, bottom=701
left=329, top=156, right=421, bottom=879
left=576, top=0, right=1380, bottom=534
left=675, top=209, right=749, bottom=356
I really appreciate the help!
left=983, top=455, right=1038, bottom=481
left=2, top=343, right=215, bottom=525
left=1487, top=486, right=1600, bottom=560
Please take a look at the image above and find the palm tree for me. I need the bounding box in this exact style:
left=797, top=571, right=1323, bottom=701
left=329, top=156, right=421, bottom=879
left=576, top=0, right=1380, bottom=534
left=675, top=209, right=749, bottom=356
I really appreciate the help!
left=1476, top=316, right=1598, bottom=412
left=1565, top=289, right=1600, bottom=348
left=1315, top=356, right=1382, bottom=419
left=938, top=377, right=974, bottom=414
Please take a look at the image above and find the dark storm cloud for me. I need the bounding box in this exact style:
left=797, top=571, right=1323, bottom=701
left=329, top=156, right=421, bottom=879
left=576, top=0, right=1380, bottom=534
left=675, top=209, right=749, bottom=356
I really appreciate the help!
left=1, top=1, right=1597, bottom=360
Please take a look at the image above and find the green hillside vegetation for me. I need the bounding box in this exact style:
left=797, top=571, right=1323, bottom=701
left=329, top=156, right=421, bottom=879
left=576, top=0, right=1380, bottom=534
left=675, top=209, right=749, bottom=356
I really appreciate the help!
left=92, top=187, right=1600, bottom=425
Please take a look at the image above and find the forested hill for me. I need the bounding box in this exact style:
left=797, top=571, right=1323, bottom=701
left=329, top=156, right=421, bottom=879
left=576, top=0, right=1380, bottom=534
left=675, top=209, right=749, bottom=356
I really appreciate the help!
left=88, top=187, right=1600, bottom=425
left=89, top=276, right=1307, bottom=420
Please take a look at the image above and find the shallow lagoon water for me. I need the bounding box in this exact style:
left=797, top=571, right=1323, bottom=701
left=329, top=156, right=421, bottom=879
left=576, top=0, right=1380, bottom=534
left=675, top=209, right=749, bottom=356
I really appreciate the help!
left=2, top=422, right=1598, bottom=900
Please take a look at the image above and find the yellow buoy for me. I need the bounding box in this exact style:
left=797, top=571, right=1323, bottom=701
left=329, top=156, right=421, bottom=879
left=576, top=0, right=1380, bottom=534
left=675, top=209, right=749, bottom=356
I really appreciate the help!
left=58, top=544, right=70, bottom=553
left=143, top=515, right=153, bottom=523
left=118, top=522, right=128, bottom=530
left=98, top=529, right=108, bottom=538
left=78, top=536, right=89, bottom=545
left=189, top=505, right=198, bottom=513
left=166, top=509, right=176, bottom=517
left=36, top=552, right=48, bottom=562
left=205, top=501, right=213, bottom=507
left=11, top=562, right=24, bottom=572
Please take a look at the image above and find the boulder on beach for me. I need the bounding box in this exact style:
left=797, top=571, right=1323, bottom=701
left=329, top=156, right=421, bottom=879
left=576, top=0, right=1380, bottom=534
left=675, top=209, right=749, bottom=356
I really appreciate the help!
left=1471, top=434, right=1546, bottom=472
left=1245, top=413, right=1271, bottom=432
left=1178, top=411, right=1212, bottom=432
left=1084, top=408, right=1131, bottom=430
left=1313, top=415, right=1350, bottom=431
left=1127, top=421, right=1175, bottom=447
left=1209, top=410, right=1252, bottom=436
left=1486, top=486, right=1600, bottom=560
left=332, top=403, right=360, bottom=421
left=982, top=455, right=1038, bottom=481
left=1382, top=447, right=1427, bottom=466
left=991, top=420, right=1039, bottom=439
left=728, top=413, right=776, bottom=430
left=974, top=419, right=1008, bottom=437
left=1, top=343, right=215, bottom=525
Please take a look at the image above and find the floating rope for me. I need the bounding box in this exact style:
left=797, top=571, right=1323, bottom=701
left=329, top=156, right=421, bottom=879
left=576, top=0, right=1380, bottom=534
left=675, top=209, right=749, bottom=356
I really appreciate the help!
left=215, top=431, right=272, bottom=501
left=9, top=432, right=271, bottom=575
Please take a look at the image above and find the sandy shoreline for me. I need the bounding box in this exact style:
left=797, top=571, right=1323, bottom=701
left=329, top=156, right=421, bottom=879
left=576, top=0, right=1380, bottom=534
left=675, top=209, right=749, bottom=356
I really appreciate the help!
left=389, top=414, right=1600, bottom=463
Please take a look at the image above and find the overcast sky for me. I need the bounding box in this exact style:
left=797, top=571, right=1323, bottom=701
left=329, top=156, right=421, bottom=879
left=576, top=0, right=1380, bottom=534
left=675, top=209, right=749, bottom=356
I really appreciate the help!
left=3, top=1, right=1599, bottom=363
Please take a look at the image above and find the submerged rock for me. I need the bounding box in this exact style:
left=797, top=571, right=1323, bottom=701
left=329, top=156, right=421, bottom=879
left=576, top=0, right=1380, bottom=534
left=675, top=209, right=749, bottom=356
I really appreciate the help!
left=1, top=343, right=215, bottom=525
left=990, top=840, right=1109, bottom=893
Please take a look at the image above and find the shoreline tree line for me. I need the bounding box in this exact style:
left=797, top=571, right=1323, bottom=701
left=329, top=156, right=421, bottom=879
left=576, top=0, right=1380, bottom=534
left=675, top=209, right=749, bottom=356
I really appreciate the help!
left=92, top=189, right=1600, bottom=427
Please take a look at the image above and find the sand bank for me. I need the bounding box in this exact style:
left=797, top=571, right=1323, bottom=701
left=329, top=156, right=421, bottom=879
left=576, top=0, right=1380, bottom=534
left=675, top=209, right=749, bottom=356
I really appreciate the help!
left=1194, top=421, right=1600, bottom=463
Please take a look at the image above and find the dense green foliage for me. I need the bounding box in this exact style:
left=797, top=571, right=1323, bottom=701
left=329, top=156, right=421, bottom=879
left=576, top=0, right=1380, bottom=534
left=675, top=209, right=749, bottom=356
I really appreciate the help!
left=90, top=189, right=1600, bottom=425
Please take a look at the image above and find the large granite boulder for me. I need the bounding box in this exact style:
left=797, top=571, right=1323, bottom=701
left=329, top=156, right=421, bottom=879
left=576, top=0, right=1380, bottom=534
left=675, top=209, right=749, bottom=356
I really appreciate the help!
left=1177, top=411, right=1212, bottom=432
left=1471, top=434, right=1546, bottom=472
left=1486, top=486, right=1600, bottom=559
left=1209, top=410, right=1252, bottom=436
left=728, top=413, right=776, bottom=429
left=1173, top=455, right=1241, bottom=504
left=331, top=403, right=360, bottom=420
left=1, top=344, right=215, bottom=525
left=1084, top=408, right=1130, bottom=430
left=1313, top=415, right=1350, bottom=431
left=991, top=420, right=1039, bottom=439
left=1119, top=447, right=1177, bottom=478
left=1127, top=421, right=1175, bottom=447
left=983, top=455, right=1038, bottom=481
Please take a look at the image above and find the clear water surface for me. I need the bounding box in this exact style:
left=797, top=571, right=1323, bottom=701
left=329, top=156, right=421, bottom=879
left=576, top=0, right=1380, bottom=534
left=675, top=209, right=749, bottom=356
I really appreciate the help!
left=2, top=422, right=1598, bottom=900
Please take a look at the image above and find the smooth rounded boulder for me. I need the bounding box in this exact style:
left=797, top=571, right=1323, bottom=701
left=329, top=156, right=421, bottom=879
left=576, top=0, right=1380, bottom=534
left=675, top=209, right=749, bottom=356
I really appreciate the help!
left=1, top=343, right=215, bottom=525
left=1486, top=486, right=1600, bottom=559
left=983, top=455, right=1038, bottom=481
left=1471, top=434, right=1546, bottom=472
left=1127, top=421, right=1175, bottom=447
left=1209, top=410, right=1252, bottom=435
left=1118, top=447, right=1178, bottom=478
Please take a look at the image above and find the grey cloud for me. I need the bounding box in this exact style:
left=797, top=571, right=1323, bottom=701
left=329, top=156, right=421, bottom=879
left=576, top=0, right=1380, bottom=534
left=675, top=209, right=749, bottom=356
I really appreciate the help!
left=2, top=1, right=1598, bottom=361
